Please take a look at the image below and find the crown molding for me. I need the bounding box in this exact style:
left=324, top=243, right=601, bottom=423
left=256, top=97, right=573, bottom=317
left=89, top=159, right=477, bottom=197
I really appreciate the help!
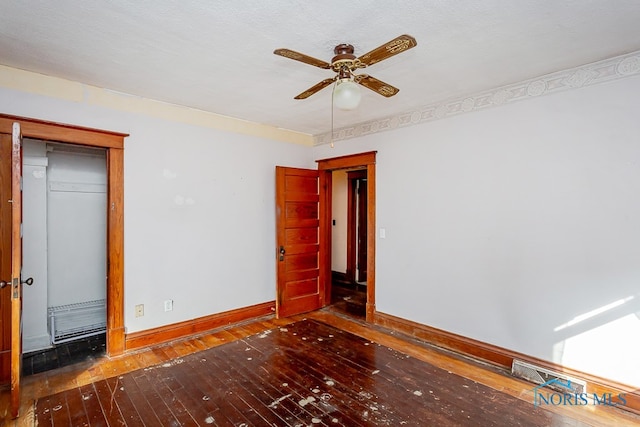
left=314, top=50, right=640, bottom=146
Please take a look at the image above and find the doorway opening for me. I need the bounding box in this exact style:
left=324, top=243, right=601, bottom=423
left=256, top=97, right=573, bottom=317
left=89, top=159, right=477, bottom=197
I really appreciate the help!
left=21, top=139, right=108, bottom=375
left=330, top=169, right=368, bottom=318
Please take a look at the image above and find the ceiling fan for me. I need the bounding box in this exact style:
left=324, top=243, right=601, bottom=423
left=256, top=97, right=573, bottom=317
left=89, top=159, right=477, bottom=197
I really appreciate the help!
left=274, top=34, right=417, bottom=109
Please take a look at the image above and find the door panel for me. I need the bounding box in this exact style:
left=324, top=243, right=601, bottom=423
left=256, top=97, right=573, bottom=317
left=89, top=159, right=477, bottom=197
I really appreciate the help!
left=275, top=166, right=324, bottom=318
left=10, top=122, right=23, bottom=418
left=0, top=133, right=12, bottom=385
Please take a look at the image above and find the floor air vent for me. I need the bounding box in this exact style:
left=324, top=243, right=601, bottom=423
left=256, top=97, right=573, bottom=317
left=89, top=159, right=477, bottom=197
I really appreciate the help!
left=512, top=360, right=586, bottom=394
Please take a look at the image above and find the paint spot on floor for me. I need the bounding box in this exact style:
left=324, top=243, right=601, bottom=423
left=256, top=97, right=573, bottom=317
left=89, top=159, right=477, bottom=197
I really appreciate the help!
left=372, top=369, right=380, bottom=375
left=312, top=388, right=321, bottom=393
left=311, top=418, right=322, bottom=424
left=298, top=396, right=316, bottom=407
left=258, top=330, right=272, bottom=338
left=317, top=337, right=324, bottom=341
left=320, top=393, right=332, bottom=401
left=325, top=380, right=335, bottom=386
left=332, top=418, right=339, bottom=423
left=268, top=394, right=292, bottom=408
left=413, top=390, right=423, bottom=396
left=280, top=327, right=288, bottom=332
left=282, top=382, right=288, bottom=387
left=52, top=405, right=62, bottom=411
left=358, top=391, right=373, bottom=400
left=204, top=415, right=215, bottom=424
left=202, top=395, right=210, bottom=401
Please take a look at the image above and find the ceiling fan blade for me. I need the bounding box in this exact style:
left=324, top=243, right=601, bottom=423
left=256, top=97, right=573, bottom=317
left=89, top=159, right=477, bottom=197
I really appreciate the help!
left=357, top=34, right=417, bottom=67
left=294, top=78, right=336, bottom=99
left=355, top=75, right=400, bottom=97
left=274, top=48, right=331, bottom=69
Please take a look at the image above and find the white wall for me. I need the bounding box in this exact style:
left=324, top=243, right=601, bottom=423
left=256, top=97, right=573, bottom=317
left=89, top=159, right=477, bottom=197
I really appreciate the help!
left=313, top=76, right=640, bottom=387
left=331, top=170, right=348, bottom=273
left=0, top=86, right=313, bottom=335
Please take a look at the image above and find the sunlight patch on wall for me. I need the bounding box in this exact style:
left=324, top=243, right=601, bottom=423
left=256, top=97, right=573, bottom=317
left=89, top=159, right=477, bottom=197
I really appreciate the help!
left=554, top=296, right=635, bottom=332
left=553, top=313, right=640, bottom=388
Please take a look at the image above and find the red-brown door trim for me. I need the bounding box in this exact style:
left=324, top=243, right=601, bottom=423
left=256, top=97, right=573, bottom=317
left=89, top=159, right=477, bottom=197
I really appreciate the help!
left=316, top=151, right=376, bottom=321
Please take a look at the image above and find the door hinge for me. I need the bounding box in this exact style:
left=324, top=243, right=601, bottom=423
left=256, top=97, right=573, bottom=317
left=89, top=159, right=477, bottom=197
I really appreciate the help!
left=20, top=222, right=23, bottom=238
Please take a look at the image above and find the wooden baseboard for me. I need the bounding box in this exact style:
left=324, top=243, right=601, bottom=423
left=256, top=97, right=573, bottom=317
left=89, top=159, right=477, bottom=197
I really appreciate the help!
left=373, top=311, right=640, bottom=414
left=125, top=301, right=275, bottom=351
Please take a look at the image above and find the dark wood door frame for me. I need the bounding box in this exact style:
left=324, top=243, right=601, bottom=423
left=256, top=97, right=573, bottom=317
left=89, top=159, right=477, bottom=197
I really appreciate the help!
left=346, top=170, right=367, bottom=284
left=317, top=151, right=376, bottom=321
left=0, top=114, right=127, bottom=360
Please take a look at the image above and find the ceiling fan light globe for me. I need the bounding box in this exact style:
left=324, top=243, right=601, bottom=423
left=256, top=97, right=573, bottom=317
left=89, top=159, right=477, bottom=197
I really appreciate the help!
left=333, top=79, right=361, bottom=110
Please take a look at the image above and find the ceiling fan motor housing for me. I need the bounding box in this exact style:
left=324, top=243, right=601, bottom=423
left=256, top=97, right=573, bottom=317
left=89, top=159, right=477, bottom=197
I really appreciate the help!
left=332, top=43, right=360, bottom=75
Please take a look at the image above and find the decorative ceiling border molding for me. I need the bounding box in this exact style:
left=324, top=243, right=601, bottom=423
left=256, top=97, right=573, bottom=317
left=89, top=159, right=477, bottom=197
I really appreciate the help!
left=314, top=50, right=640, bottom=146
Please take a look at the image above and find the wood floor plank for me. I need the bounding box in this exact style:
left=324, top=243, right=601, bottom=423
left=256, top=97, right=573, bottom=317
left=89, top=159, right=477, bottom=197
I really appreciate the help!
left=64, top=386, right=91, bottom=426
left=103, top=375, right=144, bottom=425
left=32, top=395, right=53, bottom=427
left=118, top=372, right=165, bottom=425
left=128, top=368, right=179, bottom=426
left=46, top=386, right=72, bottom=426
left=78, top=384, right=108, bottom=426
left=159, top=356, right=238, bottom=426
left=137, top=361, right=200, bottom=427
left=91, top=375, right=127, bottom=426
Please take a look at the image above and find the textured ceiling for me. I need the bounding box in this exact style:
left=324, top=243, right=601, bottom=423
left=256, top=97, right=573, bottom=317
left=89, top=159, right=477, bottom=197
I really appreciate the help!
left=1, top=1, right=640, bottom=136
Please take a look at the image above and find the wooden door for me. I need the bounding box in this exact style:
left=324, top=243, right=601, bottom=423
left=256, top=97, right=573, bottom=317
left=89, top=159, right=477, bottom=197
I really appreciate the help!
left=0, top=134, right=12, bottom=385
left=8, top=123, right=24, bottom=418
left=275, top=166, right=325, bottom=318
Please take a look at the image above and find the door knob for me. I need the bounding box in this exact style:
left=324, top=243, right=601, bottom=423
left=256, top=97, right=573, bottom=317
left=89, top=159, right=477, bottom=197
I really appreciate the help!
left=279, top=246, right=286, bottom=261
left=0, top=277, right=33, bottom=288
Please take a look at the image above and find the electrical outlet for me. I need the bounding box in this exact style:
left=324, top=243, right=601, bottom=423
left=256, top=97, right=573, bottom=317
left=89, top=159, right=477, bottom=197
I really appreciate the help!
left=164, top=299, right=173, bottom=312
left=135, top=304, right=144, bottom=317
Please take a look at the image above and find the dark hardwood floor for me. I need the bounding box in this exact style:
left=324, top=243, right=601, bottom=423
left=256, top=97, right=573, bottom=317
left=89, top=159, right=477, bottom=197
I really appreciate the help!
left=2, top=311, right=639, bottom=426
